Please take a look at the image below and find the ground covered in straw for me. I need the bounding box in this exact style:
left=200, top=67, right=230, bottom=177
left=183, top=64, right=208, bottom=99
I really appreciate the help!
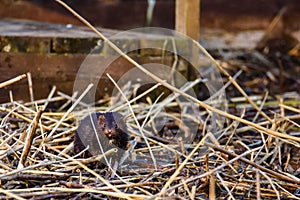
left=0, top=43, right=300, bottom=200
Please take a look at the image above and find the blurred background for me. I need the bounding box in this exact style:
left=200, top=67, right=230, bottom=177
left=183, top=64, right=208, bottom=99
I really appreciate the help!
left=1, top=0, right=300, bottom=31
left=0, top=0, right=299, bottom=102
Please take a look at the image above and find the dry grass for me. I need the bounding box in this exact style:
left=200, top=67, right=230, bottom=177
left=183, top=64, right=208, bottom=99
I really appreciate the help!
left=0, top=72, right=299, bottom=199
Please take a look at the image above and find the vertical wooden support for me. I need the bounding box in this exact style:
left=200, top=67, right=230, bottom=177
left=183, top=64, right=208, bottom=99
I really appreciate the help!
left=175, top=0, right=200, bottom=41
left=175, top=0, right=200, bottom=81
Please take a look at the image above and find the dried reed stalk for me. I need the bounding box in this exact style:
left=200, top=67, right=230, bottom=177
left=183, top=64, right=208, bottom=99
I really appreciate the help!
left=0, top=74, right=26, bottom=89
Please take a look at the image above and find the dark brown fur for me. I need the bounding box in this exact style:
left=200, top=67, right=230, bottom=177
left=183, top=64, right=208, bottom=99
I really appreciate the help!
left=74, top=112, right=129, bottom=159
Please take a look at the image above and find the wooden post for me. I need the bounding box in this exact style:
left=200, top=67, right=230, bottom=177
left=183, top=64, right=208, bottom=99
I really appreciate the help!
left=175, top=0, right=200, bottom=81
left=175, top=0, right=200, bottom=41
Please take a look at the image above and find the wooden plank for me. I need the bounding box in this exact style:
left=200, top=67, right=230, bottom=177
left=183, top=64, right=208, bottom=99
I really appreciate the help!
left=0, top=53, right=174, bottom=103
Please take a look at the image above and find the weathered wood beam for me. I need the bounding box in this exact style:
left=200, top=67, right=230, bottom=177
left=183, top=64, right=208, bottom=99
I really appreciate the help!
left=175, top=0, right=200, bottom=41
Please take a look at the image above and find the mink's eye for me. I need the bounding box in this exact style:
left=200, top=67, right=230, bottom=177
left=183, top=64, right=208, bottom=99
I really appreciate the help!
left=112, top=122, right=118, bottom=129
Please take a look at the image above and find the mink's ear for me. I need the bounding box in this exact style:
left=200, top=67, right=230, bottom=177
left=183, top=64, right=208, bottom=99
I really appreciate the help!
left=98, top=115, right=105, bottom=123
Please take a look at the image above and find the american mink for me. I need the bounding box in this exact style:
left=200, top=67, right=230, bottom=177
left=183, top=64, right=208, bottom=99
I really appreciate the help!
left=74, top=112, right=129, bottom=160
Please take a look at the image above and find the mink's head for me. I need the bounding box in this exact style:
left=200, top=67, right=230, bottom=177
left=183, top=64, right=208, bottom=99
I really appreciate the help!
left=97, top=112, right=126, bottom=138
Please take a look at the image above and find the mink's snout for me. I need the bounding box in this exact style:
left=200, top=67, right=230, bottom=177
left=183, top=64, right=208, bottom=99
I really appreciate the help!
left=105, top=128, right=114, bottom=137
